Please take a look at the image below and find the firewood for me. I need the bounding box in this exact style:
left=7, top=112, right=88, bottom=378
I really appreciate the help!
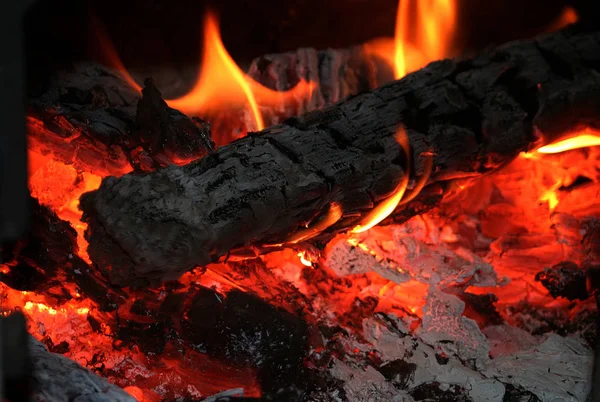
left=80, top=28, right=600, bottom=287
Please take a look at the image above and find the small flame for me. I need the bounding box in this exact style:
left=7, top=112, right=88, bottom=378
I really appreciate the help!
left=352, top=127, right=421, bottom=233
left=399, top=151, right=434, bottom=205
left=298, top=251, right=313, bottom=267
left=91, top=15, right=142, bottom=93
left=394, top=0, right=456, bottom=79
left=537, top=131, right=600, bottom=154
left=520, top=128, right=600, bottom=210
left=287, top=202, right=344, bottom=244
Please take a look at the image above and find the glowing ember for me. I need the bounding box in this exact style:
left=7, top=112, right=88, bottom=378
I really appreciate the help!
left=28, top=151, right=103, bottom=262
left=518, top=129, right=600, bottom=210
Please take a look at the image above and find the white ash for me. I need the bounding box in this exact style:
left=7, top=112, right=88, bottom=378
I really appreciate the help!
left=415, top=287, right=491, bottom=369
left=322, top=233, right=411, bottom=283
left=323, top=309, right=593, bottom=402
left=482, top=324, right=540, bottom=357
left=323, top=219, right=498, bottom=289
left=483, top=333, right=593, bottom=402
left=330, top=359, right=415, bottom=402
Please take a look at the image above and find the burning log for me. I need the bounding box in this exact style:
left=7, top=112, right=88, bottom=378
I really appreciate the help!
left=79, top=28, right=600, bottom=287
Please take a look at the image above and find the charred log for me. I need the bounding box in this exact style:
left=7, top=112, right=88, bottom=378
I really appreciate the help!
left=27, top=64, right=213, bottom=176
left=80, top=28, right=600, bottom=287
left=535, top=261, right=590, bottom=301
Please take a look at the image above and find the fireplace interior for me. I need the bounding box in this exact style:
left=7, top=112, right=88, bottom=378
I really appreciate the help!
left=1, top=0, right=600, bottom=401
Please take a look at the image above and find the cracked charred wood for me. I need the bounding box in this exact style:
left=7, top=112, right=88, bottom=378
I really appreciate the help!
left=80, top=28, right=600, bottom=287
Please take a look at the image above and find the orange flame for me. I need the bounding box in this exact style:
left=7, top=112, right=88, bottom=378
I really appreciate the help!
left=520, top=128, right=600, bottom=210
left=90, top=15, right=142, bottom=93
left=287, top=202, right=343, bottom=244
left=536, top=130, right=600, bottom=154
left=394, top=0, right=457, bottom=79
left=94, top=11, right=315, bottom=144
left=298, top=251, right=313, bottom=267
left=166, top=12, right=263, bottom=131
left=351, top=127, right=433, bottom=233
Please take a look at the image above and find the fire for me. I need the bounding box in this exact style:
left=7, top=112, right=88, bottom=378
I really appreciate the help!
left=23, top=301, right=89, bottom=316
left=519, top=129, right=600, bottom=210
left=352, top=127, right=432, bottom=233
left=287, top=202, right=343, bottom=244
left=94, top=11, right=315, bottom=145
left=298, top=251, right=313, bottom=267
left=166, top=11, right=315, bottom=140
left=167, top=12, right=263, bottom=131
left=395, top=0, right=456, bottom=79
left=91, top=15, right=142, bottom=93
left=536, top=129, right=600, bottom=154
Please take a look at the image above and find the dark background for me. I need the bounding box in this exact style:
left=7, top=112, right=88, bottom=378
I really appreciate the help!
left=23, top=0, right=599, bottom=93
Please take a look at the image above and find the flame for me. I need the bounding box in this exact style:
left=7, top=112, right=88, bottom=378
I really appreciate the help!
left=545, top=6, right=579, bottom=32
left=287, top=202, right=343, bottom=244
left=95, top=11, right=315, bottom=145
left=166, top=11, right=315, bottom=137
left=519, top=129, right=600, bottom=210
left=298, top=252, right=313, bottom=267
left=394, top=0, right=457, bottom=79
left=90, top=15, right=142, bottom=93
left=400, top=151, right=434, bottom=205
left=166, top=12, right=263, bottom=131
left=352, top=128, right=413, bottom=233
left=537, top=130, right=600, bottom=154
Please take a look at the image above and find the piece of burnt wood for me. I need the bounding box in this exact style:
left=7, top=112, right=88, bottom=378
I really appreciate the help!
left=27, top=63, right=213, bottom=176
left=535, top=261, right=590, bottom=301
left=80, top=27, right=600, bottom=287
left=1, top=197, right=78, bottom=293
left=182, top=284, right=310, bottom=396
left=28, top=335, right=135, bottom=402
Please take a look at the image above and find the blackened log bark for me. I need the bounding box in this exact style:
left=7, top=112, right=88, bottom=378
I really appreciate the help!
left=80, top=28, right=600, bottom=287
